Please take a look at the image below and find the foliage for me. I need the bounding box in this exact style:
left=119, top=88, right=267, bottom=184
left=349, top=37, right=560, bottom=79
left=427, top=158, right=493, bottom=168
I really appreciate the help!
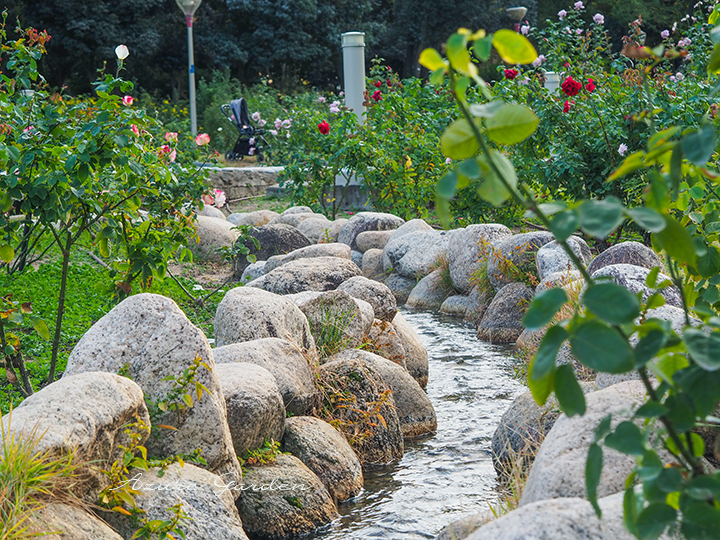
left=313, top=298, right=360, bottom=359
left=240, top=439, right=284, bottom=467
left=1, top=410, right=78, bottom=540
left=147, top=356, right=211, bottom=427
left=423, top=7, right=720, bottom=537
left=0, top=17, right=211, bottom=389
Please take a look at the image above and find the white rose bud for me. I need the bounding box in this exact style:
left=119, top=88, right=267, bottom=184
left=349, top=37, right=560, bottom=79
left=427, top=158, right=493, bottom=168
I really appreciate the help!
left=115, top=45, right=130, bottom=60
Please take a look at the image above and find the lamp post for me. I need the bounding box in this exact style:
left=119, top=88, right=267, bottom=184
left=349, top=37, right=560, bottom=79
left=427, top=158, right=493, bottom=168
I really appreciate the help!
left=506, top=6, right=528, bottom=33
left=176, top=0, right=202, bottom=135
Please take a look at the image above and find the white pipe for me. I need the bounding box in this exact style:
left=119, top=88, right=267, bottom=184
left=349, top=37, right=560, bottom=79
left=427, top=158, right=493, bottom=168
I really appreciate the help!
left=341, top=32, right=366, bottom=124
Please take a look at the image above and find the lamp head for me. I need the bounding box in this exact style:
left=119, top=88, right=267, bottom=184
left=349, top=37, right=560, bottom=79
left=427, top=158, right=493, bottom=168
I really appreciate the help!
left=176, top=0, right=202, bottom=17
left=506, top=6, right=528, bottom=22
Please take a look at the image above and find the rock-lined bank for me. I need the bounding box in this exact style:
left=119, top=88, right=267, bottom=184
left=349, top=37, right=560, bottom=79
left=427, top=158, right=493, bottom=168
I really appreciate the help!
left=3, top=208, right=700, bottom=539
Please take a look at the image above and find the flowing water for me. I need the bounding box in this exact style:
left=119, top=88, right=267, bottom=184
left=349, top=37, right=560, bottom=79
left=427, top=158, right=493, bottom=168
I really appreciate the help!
left=311, top=308, right=526, bottom=540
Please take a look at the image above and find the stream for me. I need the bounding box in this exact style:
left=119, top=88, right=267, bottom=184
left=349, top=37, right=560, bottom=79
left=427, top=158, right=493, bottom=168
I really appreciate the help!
left=311, top=308, right=526, bottom=539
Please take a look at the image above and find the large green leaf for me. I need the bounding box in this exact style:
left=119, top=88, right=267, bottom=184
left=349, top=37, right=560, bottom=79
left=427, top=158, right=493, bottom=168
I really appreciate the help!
left=491, top=29, right=537, bottom=64
left=550, top=210, right=580, bottom=242
left=436, top=170, right=459, bottom=199
left=634, top=329, right=667, bottom=368
left=570, top=320, right=634, bottom=373
left=0, top=244, right=14, bottom=263
left=583, top=283, right=640, bottom=325
left=419, top=48, right=446, bottom=71
left=554, top=364, right=586, bottom=416
left=625, top=207, right=666, bottom=233
left=697, top=246, right=720, bottom=278
left=469, top=101, right=504, bottom=118
left=681, top=502, right=720, bottom=539
left=605, top=421, right=645, bottom=455
left=446, top=33, right=475, bottom=75
left=609, top=151, right=646, bottom=181
left=475, top=151, right=517, bottom=206
left=485, top=104, right=539, bottom=145
left=440, top=118, right=479, bottom=160
left=578, top=197, right=625, bottom=239
left=586, top=443, right=603, bottom=516
left=652, top=214, right=697, bottom=266
left=682, top=124, right=717, bottom=166
left=684, top=328, right=720, bottom=371
left=528, top=325, right=568, bottom=405
left=637, top=503, right=677, bottom=540
left=522, top=288, right=568, bottom=330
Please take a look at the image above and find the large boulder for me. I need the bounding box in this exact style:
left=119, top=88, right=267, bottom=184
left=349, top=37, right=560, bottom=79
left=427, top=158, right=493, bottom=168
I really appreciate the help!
left=216, top=363, right=285, bottom=456
left=214, top=287, right=316, bottom=354
left=447, top=224, right=512, bottom=293
left=273, top=212, right=322, bottom=228
left=28, top=504, right=124, bottom=540
left=281, top=416, right=364, bottom=502
left=240, top=260, right=267, bottom=283
left=362, top=248, right=385, bottom=280
left=384, top=273, right=416, bottom=305
left=436, top=511, right=494, bottom=540
left=63, top=294, right=241, bottom=481
left=591, top=263, right=682, bottom=308
left=464, top=286, right=492, bottom=324
left=440, top=294, right=473, bottom=317
left=189, top=215, right=239, bottom=263
left=356, top=230, right=395, bottom=252
left=535, top=270, right=585, bottom=294
left=318, top=357, right=404, bottom=466
left=387, top=218, right=434, bottom=241
left=318, top=218, right=348, bottom=243
left=477, top=283, right=534, bottom=343
left=263, top=243, right=351, bottom=273
left=365, top=319, right=408, bottom=369
left=486, top=232, right=555, bottom=291
left=462, top=492, right=637, bottom=540
left=392, top=311, right=429, bottom=388
left=351, top=249, right=364, bottom=269
left=246, top=256, right=362, bottom=295
left=406, top=270, right=450, bottom=310
left=281, top=205, right=315, bottom=215
left=297, top=216, right=333, bottom=243
left=108, top=464, right=248, bottom=540
left=233, top=224, right=311, bottom=277
left=237, top=454, right=338, bottom=539
left=227, top=209, right=279, bottom=227
left=329, top=349, right=436, bottom=437
left=198, top=204, right=226, bottom=220
left=288, top=289, right=366, bottom=356
left=213, top=338, right=317, bottom=416
left=3, top=372, right=148, bottom=498
left=535, top=237, right=592, bottom=280
left=338, top=211, right=405, bottom=251
left=383, top=229, right=451, bottom=279
left=520, top=380, right=657, bottom=505
left=587, top=241, right=663, bottom=275
left=337, top=275, right=397, bottom=322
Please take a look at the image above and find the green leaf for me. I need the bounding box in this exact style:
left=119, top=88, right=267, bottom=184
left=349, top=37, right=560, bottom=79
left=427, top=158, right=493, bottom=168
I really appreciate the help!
left=430, top=67, right=445, bottom=85
left=710, top=43, right=720, bottom=74
left=554, top=364, right=586, bottom=416
left=419, top=48, right=446, bottom=71
left=446, top=33, right=474, bottom=75
left=684, top=328, right=720, bottom=371
left=681, top=502, right=720, bottom=539
left=0, top=244, right=14, bottom=263
left=625, top=207, right=666, bottom=233
left=458, top=158, right=482, bottom=179
left=0, top=193, right=11, bottom=213
left=578, top=197, right=625, bottom=239
left=492, top=29, right=537, bottom=64
left=609, top=151, right=646, bottom=180
left=682, top=124, right=717, bottom=166
left=711, top=6, right=720, bottom=25
left=570, top=320, right=634, bottom=373
left=485, top=104, right=539, bottom=145
left=697, top=246, right=720, bottom=278
left=583, top=283, right=641, bottom=325
left=634, top=330, right=667, bottom=368
left=473, top=35, right=493, bottom=62
left=182, top=393, right=193, bottom=408
left=605, top=421, right=645, bottom=455
left=550, top=210, right=580, bottom=242
left=652, top=214, right=697, bottom=266
left=645, top=267, right=661, bottom=288
left=440, top=118, right=479, bottom=159
left=469, top=101, right=504, bottom=118
left=32, top=318, right=50, bottom=341
left=586, top=443, right=603, bottom=516
left=437, top=170, right=459, bottom=199
left=686, top=475, right=720, bottom=500
left=637, top=503, right=676, bottom=540
left=77, top=163, right=90, bottom=183
left=528, top=325, right=568, bottom=405
left=522, top=288, right=568, bottom=330
left=670, top=144, right=683, bottom=196
left=475, top=150, right=517, bottom=206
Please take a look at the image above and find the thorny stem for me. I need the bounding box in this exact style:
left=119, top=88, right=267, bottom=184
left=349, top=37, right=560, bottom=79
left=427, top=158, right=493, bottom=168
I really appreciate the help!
left=665, top=254, right=691, bottom=327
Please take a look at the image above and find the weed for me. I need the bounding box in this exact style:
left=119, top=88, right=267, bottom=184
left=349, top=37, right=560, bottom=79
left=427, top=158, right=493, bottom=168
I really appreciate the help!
left=313, top=298, right=359, bottom=359
left=428, top=253, right=456, bottom=295
left=240, top=439, right=284, bottom=467
left=0, top=410, right=79, bottom=540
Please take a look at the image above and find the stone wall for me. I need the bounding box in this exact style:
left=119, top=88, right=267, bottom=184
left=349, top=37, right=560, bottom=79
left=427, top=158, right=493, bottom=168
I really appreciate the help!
left=208, top=166, right=283, bottom=200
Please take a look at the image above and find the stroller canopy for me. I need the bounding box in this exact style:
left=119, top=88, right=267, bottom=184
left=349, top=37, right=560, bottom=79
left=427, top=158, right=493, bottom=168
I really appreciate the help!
left=229, top=98, right=251, bottom=129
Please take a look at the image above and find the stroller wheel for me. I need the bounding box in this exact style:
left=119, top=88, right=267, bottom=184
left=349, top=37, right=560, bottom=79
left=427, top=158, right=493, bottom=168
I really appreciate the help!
left=225, top=152, right=234, bottom=161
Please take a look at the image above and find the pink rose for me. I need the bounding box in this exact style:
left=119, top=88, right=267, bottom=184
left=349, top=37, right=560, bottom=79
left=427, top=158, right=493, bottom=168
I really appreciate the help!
left=195, top=133, right=210, bottom=146
left=165, top=132, right=178, bottom=142
left=122, top=95, right=134, bottom=106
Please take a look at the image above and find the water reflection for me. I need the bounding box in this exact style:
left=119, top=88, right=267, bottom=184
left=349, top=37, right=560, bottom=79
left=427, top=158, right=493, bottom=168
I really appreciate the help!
left=309, top=308, right=525, bottom=540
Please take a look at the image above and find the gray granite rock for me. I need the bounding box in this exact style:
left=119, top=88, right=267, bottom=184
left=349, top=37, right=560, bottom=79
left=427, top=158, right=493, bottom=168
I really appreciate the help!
left=406, top=270, right=450, bottom=310
left=447, top=224, right=512, bottom=293
left=233, top=224, right=311, bottom=277
left=535, top=237, right=592, bottom=280
left=384, top=273, right=416, bottom=305
left=189, top=215, right=239, bottom=263
left=338, top=212, right=405, bottom=251
left=263, top=243, right=351, bottom=273
left=487, top=232, right=555, bottom=291
left=477, top=283, right=534, bottom=343
left=591, top=263, right=682, bottom=308
left=246, top=256, right=362, bottom=295
left=587, top=241, right=662, bottom=275
left=337, top=276, right=397, bottom=322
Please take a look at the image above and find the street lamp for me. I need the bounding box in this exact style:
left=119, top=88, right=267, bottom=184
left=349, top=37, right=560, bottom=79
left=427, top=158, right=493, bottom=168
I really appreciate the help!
left=176, top=0, right=202, bottom=135
left=506, top=6, right=528, bottom=33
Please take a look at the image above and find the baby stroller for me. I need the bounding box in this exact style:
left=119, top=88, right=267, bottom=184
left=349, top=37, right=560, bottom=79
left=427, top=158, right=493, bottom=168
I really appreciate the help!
left=221, top=98, right=265, bottom=162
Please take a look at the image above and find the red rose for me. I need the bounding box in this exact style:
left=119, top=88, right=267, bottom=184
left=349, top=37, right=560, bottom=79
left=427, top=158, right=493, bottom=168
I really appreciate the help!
left=374, top=80, right=382, bottom=88
left=504, top=68, right=519, bottom=80
left=318, top=120, right=330, bottom=134
left=372, top=90, right=382, bottom=101
left=563, top=100, right=572, bottom=113
left=585, top=78, right=596, bottom=92
left=561, top=76, right=582, bottom=97
left=387, top=79, right=392, bottom=87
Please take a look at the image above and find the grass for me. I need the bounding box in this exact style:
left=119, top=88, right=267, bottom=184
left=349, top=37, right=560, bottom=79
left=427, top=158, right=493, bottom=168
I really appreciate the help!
left=0, top=248, right=233, bottom=414
left=1, top=411, right=79, bottom=539
left=313, top=298, right=359, bottom=359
